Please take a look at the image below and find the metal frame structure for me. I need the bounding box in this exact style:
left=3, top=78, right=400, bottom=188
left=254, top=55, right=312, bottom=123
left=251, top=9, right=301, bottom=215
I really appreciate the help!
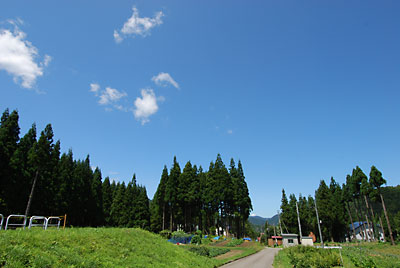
left=2, top=214, right=66, bottom=230
left=5, top=214, right=27, bottom=230
left=45, top=216, right=62, bottom=229
left=28, top=216, right=47, bottom=229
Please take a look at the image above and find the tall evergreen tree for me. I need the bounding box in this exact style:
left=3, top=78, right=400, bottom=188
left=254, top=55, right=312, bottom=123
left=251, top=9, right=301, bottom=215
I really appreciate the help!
left=151, top=166, right=169, bottom=232
left=102, top=177, right=112, bottom=225
left=280, top=189, right=289, bottom=234
left=236, top=160, right=252, bottom=237
left=110, top=182, right=126, bottom=226
left=26, top=124, right=58, bottom=216
left=370, top=165, right=395, bottom=245
left=92, top=167, right=104, bottom=226
left=0, top=109, right=20, bottom=213
left=315, top=180, right=334, bottom=241
left=8, top=124, right=37, bottom=214
left=165, top=156, right=180, bottom=231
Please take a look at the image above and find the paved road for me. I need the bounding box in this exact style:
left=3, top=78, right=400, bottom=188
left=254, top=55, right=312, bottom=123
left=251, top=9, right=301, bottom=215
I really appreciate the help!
left=221, top=248, right=281, bottom=268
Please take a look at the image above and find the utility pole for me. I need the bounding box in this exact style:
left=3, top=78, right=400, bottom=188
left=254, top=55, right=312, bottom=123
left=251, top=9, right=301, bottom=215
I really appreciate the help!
left=296, top=201, right=303, bottom=243
left=273, top=225, right=278, bottom=246
left=278, top=210, right=283, bottom=235
left=314, top=198, right=324, bottom=248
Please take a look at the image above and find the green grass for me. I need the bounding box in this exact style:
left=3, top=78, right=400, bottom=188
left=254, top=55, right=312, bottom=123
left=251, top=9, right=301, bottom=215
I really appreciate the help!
left=0, top=228, right=219, bottom=268
left=226, top=238, right=243, bottom=247
left=185, top=238, right=264, bottom=265
left=273, top=242, right=400, bottom=268
left=341, top=242, right=400, bottom=268
left=212, top=241, right=265, bottom=264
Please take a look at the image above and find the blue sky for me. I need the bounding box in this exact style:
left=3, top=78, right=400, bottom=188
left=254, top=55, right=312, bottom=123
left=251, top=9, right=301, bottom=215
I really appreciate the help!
left=1, top=1, right=399, bottom=218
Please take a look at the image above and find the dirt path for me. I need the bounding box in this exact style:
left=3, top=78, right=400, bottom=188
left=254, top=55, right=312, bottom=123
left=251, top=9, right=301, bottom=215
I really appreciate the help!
left=220, top=247, right=281, bottom=268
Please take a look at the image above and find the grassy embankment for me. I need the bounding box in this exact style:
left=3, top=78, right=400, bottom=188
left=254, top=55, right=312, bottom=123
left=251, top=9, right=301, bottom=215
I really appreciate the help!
left=273, top=242, right=400, bottom=268
left=0, top=228, right=264, bottom=267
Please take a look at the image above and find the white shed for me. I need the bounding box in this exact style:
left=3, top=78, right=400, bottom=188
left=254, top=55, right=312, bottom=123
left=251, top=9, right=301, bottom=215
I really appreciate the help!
left=281, top=233, right=299, bottom=247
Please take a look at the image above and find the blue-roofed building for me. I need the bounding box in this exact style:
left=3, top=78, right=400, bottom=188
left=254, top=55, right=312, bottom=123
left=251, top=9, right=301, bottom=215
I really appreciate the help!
left=348, top=221, right=384, bottom=241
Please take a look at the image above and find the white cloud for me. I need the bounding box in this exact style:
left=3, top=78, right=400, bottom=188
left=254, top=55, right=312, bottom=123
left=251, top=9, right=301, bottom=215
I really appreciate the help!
left=90, top=83, right=128, bottom=111
left=90, top=83, right=100, bottom=94
left=99, top=87, right=127, bottom=105
left=0, top=20, right=50, bottom=89
left=227, top=129, right=233, bottom=134
left=114, top=7, right=163, bottom=43
left=133, top=88, right=160, bottom=124
left=42, top=54, right=52, bottom=67
left=152, top=72, right=179, bottom=89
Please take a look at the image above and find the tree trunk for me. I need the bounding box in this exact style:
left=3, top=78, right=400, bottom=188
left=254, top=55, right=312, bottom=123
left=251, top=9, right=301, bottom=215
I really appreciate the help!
left=364, top=213, right=372, bottom=241
left=363, top=195, right=376, bottom=241
left=25, top=170, right=39, bottom=217
left=380, top=193, right=395, bottom=245
left=368, top=196, right=378, bottom=241
left=162, top=203, right=165, bottom=230
left=170, top=205, right=173, bottom=232
left=346, top=203, right=357, bottom=241
left=379, top=216, right=386, bottom=242
left=352, top=201, right=366, bottom=241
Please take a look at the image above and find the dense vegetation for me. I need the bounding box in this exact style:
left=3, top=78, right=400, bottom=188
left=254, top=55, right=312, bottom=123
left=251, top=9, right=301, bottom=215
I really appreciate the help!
left=0, top=228, right=219, bottom=268
left=151, top=154, right=252, bottom=237
left=279, top=165, right=400, bottom=244
left=0, top=109, right=150, bottom=228
left=0, top=108, right=252, bottom=237
left=274, top=243, right=400, bottom=268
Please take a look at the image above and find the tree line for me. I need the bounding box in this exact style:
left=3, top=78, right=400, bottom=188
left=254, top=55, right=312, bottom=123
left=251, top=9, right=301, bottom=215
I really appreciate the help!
left=279, top=165, right=398, bottom=244
left=0, top=109, right=150, bottom=228
left=0, top=108, right=252, bottom=237
left=151, top=154, right=252, bottom=237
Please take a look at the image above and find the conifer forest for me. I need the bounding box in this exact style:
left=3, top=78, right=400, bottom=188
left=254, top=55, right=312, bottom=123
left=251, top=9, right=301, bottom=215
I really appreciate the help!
left=0, top=109, right=252, bottom=236
left=279, top=166, right=400, bottom=244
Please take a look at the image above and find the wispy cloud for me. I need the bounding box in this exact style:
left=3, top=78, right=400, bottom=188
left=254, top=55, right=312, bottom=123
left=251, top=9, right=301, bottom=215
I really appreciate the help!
left=114, top=7, right=163, bottom=43
left=152, top=72, right=179, bottom=89
left=99, top=87, right=127, bottom=105
left=90, top=83, right=100, bottom=94
left=133, top=88, right=161, bottom=125
left=227, top=129, right=233, bottom=134
left=90, top=83, right=128, bottom=111
left=0, top=19, right=51, bottom=89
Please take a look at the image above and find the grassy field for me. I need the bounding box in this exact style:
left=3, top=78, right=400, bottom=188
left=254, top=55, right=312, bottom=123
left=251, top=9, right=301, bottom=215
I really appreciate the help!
left=0, top=228, right=219, bottom=268
left=0, top=228, right=264, bottom=267
left=273, top=242, right=400, bottom=268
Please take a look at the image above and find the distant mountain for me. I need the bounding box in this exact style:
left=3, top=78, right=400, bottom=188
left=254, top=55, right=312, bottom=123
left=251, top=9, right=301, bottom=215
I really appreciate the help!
left=249, top=214, right=279, bottom=228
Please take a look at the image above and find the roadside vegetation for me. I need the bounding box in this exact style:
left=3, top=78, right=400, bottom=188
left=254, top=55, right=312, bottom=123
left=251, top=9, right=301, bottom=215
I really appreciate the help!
left=167, top=230, right=264, bottom=265
left=273, top=242, right=400, bottom=268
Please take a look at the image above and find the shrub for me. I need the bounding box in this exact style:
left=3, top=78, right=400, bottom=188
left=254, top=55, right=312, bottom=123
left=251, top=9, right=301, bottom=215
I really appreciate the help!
left=188, top=246, right=210, bottom=257
left=285, top=246, right=341, bottom=268
left=208, top=248, right=230, bottom=258
left=226, top=239, right=243, bottom=247
left=170, top=231, right=193, bottom=244
left=195, top=230, right=203, bottom=238
left=172, top=230, right=188, bottom=238
left=260, top=234, right=267, bottom=245
left=191, top=235, right=202, bottom=245
left=159, top=230, right=172, bottom=239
